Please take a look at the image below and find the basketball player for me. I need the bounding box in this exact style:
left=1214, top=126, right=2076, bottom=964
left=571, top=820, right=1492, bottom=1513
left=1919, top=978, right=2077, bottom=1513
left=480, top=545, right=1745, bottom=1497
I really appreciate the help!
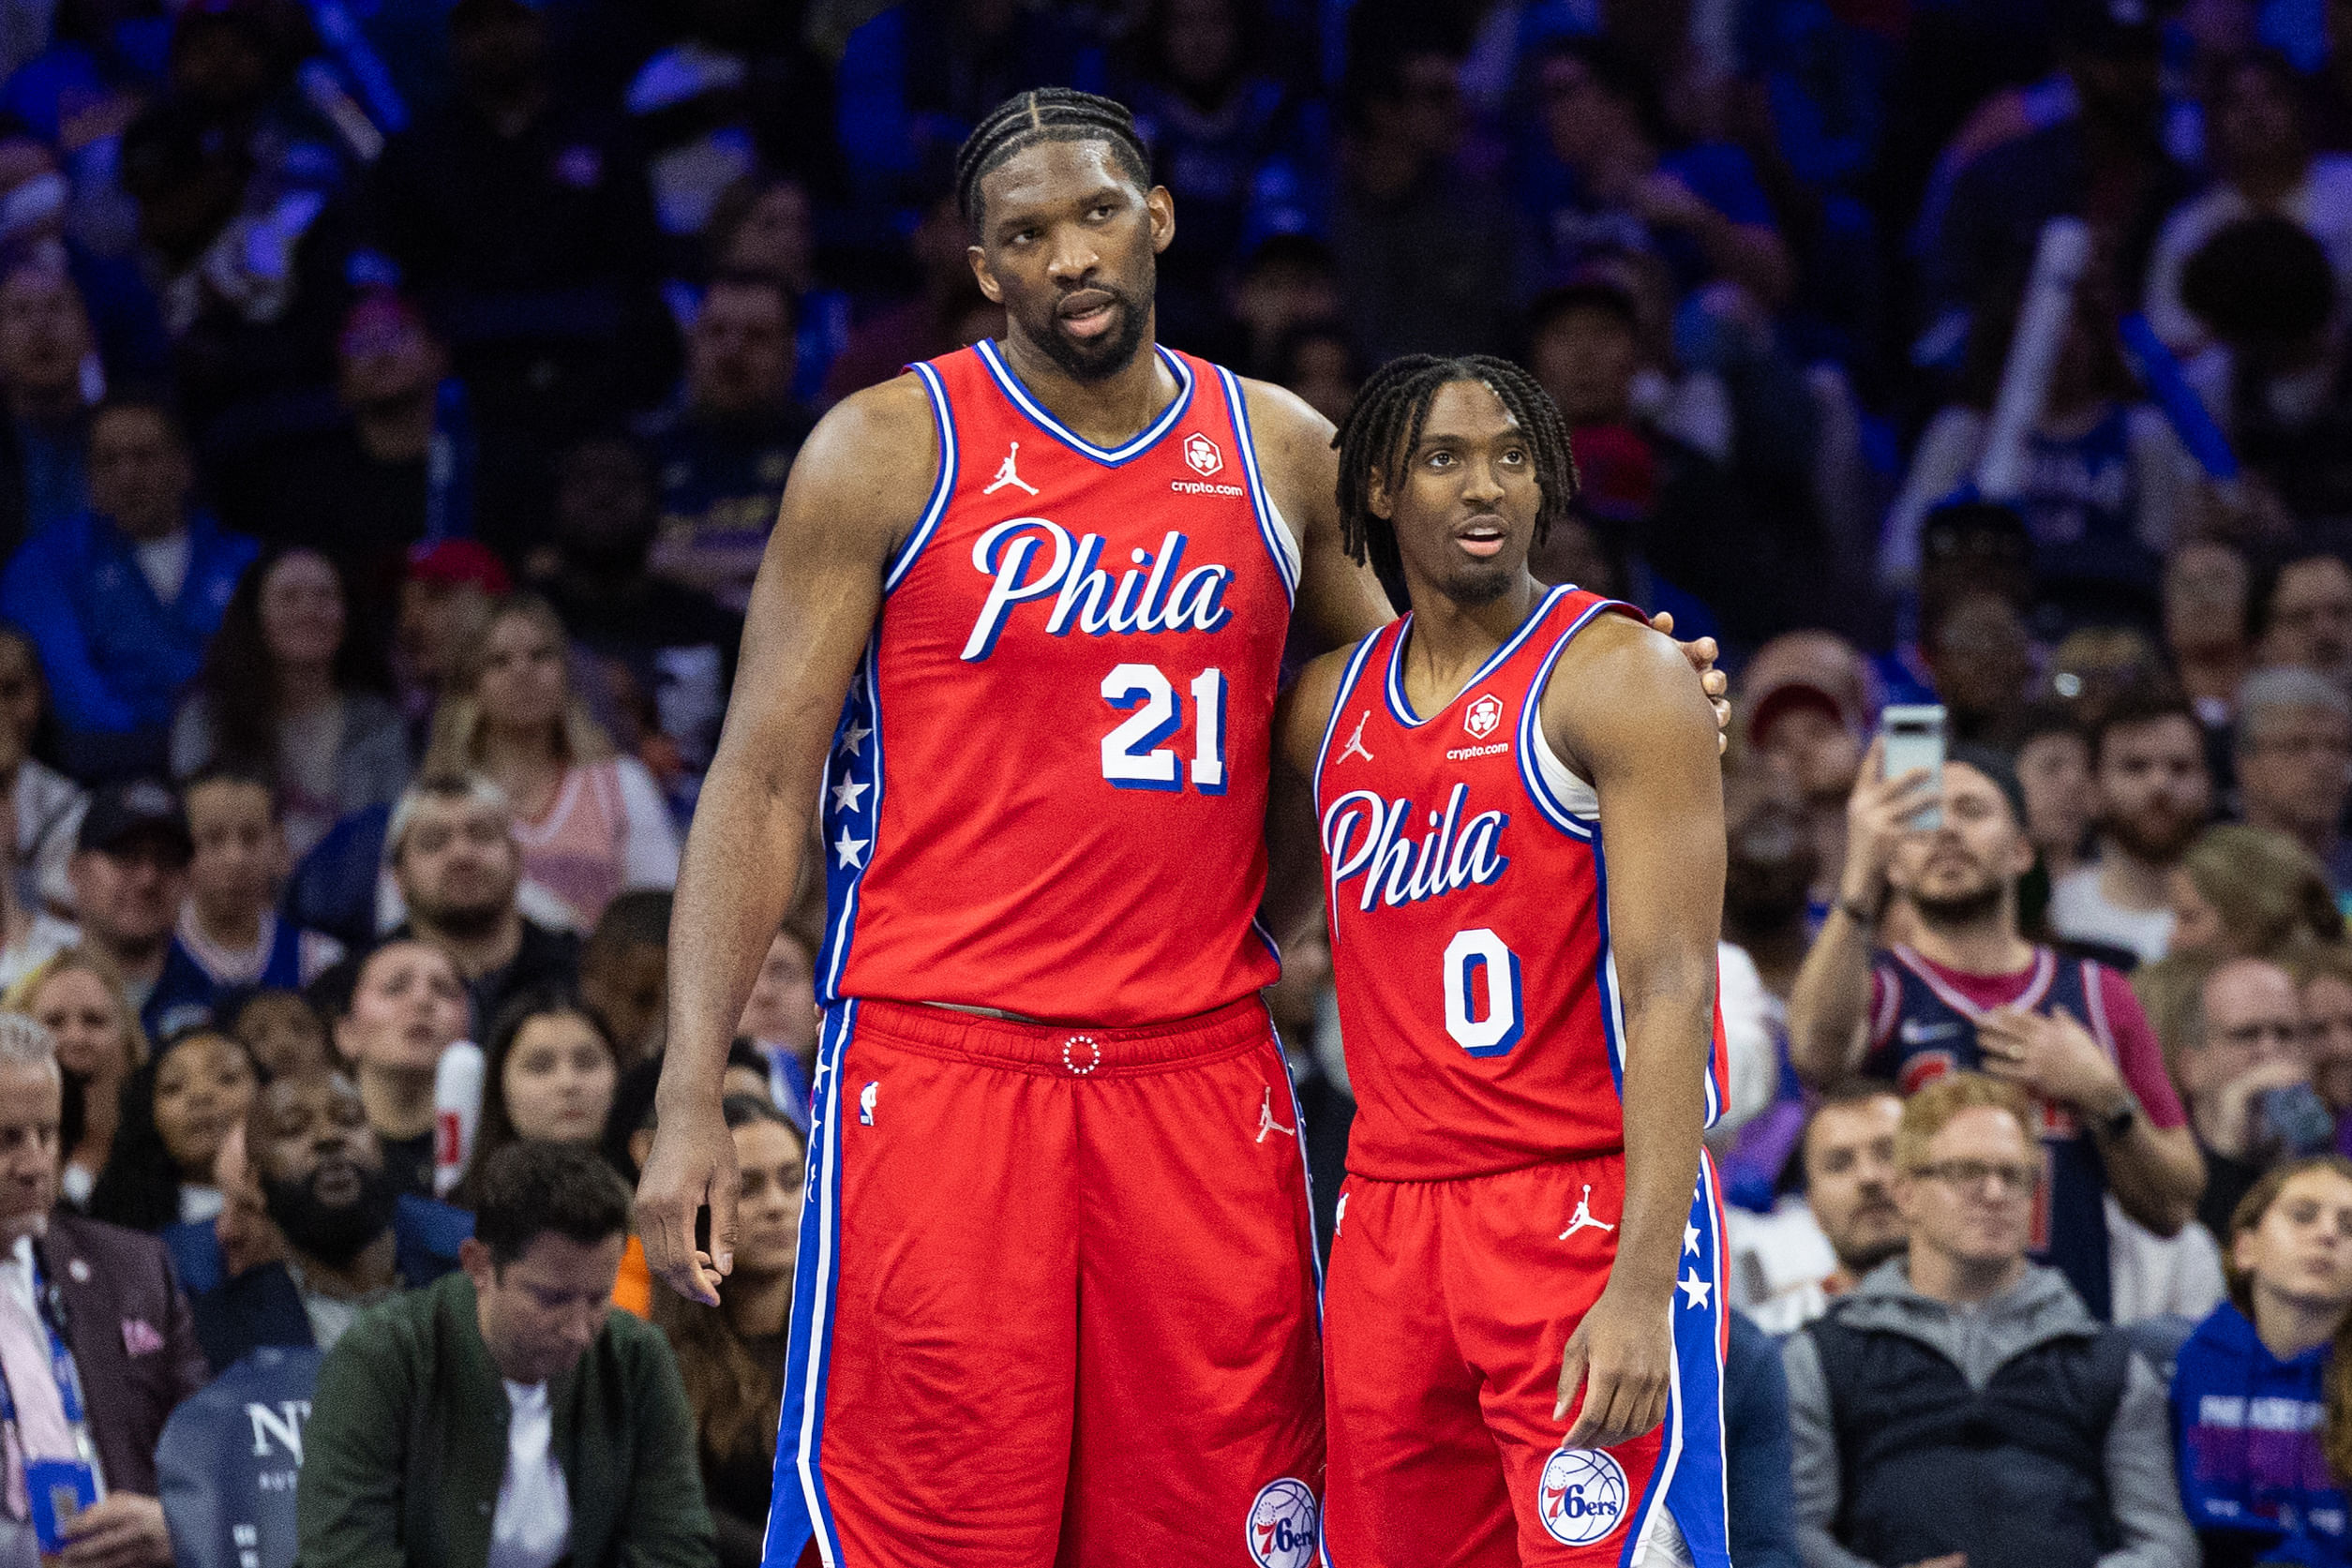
left=637, top=91, right=1721, bottom=1567
left=1278, top=356, right=1730, bottom=1566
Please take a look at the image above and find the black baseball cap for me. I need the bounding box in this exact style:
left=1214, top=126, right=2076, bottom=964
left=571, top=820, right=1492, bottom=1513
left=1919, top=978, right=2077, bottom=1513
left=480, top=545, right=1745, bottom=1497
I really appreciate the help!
left=77, top=779, right=192, bottom=860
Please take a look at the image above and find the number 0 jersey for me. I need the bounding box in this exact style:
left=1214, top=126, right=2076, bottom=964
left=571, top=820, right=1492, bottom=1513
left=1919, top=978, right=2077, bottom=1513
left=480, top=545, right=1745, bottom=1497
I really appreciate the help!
left=816, top=341, right=1296, bottom=1025
left=1312, top=586, right=1729, bottom=1181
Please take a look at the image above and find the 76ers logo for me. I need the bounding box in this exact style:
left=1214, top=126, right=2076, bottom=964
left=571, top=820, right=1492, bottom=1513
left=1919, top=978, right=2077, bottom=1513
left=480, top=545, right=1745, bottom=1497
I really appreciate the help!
left=1185, top=431, right=1224, bottom=477
left=1246, top=1479, right=1318, bottom=1567
left=1464, top=693, right=1504, bottom=739
left=1538, top=1447, right=1627, bottom=1546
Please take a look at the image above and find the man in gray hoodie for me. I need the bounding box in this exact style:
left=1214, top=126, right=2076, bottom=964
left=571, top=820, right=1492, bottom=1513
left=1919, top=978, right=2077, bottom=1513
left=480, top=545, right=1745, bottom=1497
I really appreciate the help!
left=1782, top=1071, right=2195, bottom=1568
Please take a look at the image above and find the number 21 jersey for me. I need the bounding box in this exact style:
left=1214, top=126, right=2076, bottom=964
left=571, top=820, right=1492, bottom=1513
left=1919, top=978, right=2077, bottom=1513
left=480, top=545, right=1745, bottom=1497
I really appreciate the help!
left=1313, top=586, right=1729, bottom=1180
left=817, top=341, right=1295, bottom=1024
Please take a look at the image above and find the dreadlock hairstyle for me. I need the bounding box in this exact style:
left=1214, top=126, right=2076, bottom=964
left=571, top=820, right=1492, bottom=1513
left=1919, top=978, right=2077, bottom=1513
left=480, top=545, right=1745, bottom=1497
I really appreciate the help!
left=954, top=89, right=1153, bottom=232
left=1332, top=354, right=1580, bottom=591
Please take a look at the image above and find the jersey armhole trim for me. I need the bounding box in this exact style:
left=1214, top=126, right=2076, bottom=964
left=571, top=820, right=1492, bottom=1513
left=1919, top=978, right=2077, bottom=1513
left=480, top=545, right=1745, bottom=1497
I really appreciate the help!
left=881, top=362, right=958, bottom=594
left=1516, top=593, right=1638, bottom=839
left=1218, top=366, right=1302, bottom=601
left=1310, top=628, right=1388, bottom=817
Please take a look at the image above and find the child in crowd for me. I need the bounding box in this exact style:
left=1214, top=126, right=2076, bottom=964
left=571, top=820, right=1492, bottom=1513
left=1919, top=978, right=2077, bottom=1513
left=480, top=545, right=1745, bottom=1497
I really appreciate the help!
left=2175, top=1157, right=2352, bottom=1567
left=146, top=765, right=344, bottom=1039
left=230, top=986, right=334, bottom=1080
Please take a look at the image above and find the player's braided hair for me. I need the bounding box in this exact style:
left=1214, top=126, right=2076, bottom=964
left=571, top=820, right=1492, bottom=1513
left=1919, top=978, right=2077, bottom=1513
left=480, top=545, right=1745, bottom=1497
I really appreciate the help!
left=1332, top=354, right=1580, bottom=590
left=954, top=89, right=1154, bottom=231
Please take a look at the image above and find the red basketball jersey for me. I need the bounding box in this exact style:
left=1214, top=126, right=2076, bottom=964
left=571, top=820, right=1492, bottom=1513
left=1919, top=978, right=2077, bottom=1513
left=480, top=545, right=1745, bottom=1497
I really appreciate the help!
left=816, top=341, right=1295, bottom=1024
left=1312, top=585, right=1729, bottom=1181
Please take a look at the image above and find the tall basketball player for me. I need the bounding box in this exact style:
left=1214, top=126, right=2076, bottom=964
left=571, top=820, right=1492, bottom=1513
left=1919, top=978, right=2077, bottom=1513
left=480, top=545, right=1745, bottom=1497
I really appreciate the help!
left=637, top=91, right=1720, bottom=1567
left=1281, top=356, right=1730, bottom=1567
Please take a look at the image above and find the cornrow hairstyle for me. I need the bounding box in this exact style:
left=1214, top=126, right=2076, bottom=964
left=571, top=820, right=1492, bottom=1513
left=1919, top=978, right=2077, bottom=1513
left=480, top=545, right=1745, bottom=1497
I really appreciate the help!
left=954, top=89, right=1153, bottom=232
left=1332, top=354, right=1580, bottom=591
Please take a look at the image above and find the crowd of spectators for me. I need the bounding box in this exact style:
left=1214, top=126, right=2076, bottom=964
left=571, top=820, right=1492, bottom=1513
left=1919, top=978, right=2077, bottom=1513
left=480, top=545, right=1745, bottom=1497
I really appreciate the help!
left=13, top=0, right=2352, bottom=1561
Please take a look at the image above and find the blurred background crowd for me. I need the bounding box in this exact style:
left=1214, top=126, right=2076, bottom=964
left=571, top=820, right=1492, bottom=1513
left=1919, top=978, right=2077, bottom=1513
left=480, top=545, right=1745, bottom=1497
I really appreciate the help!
left=7, top=0, right=2352, bottom=1561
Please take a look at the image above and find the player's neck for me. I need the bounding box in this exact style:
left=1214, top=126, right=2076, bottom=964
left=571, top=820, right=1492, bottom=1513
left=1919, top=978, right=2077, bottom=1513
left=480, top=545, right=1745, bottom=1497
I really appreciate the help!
left=994, top=327, right=1177, bottom=451
left=1401, top=572, right=1543, bottom=701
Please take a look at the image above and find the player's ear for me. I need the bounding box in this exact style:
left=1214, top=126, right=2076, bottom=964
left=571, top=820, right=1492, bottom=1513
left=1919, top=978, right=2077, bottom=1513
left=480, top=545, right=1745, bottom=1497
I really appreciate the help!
left=1367, top=465, right=1397, bottom=522
left=967, top=245, right=1004, bottom=306
left=1146, top=186, right=1176, bottom=255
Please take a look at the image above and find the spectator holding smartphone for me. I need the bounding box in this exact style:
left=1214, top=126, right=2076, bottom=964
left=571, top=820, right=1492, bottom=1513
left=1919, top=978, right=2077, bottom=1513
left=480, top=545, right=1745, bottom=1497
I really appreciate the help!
left=1790, top=737, right=2203, bottom=1318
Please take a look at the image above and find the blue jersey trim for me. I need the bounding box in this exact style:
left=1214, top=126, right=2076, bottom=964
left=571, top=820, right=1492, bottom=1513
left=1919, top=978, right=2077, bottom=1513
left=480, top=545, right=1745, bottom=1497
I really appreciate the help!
left=881, top=361, right=960, bottom=593
left=772, top=1002, right=853, bottom=1568
left=816, top=638, right=886, bottom=1005
left=1217, top=365, right=1300, bottom=603
left=974, top=337, right=1194, bottom=466
left=1381, top=585, right=1570, bottom=728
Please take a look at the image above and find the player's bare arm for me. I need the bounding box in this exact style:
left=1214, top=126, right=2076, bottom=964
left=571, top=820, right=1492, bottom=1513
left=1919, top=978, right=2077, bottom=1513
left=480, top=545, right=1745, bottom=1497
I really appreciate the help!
left=1245, top=379, right=1397, bottom=648
left=1542, top=613, right=1725, bottom=1448
left=1262, top=648, right=1357, bottom=944
left=639, top=374, right=936, bottom=1305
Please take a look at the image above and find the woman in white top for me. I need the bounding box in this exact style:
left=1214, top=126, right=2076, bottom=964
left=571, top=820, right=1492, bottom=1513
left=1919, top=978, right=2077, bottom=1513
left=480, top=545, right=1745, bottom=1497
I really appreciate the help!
left=171, top=545, right=412, bottom=860
left=7, top=947, right=146, bottom=1206
left=425, top=596, right=680, bottom=930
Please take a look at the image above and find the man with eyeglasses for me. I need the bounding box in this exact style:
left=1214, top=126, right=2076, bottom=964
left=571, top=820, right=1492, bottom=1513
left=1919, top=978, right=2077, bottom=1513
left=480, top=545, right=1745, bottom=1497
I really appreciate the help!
left=1790, top=741, right=2203, bottom=1321
left=1783, top=1073, right=2196, bottom=1568
left=2178, top=956, right=2327, bottom=1234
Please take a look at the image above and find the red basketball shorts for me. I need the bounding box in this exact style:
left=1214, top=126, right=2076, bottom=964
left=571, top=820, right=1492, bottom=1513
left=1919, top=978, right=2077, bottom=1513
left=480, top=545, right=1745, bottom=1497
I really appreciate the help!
left=1323, top=1150, right=1732, bottom=1568
left=764, top=996, right=1327, bottom=1568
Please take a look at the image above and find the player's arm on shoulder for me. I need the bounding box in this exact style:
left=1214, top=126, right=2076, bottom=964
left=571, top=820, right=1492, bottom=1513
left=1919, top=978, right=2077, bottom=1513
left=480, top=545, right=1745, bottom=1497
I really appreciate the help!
left=645, top=374, right=934, bottom=1304
left=1544, top=613, right=1723, bottom=1447
left=1548, top=614, right=1726, bottom=1063
left=1239, top=377, right=1395, bottom=649
left=1262, top=647, right=1358, bottom=946
left=1273, top=647, right=1356, bottom=783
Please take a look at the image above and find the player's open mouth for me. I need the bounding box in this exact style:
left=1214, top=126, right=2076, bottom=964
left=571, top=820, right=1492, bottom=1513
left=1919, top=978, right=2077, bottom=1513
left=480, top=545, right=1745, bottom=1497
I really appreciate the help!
left=1057, top=291, right=1119, bottom=338
left=1457, top=516, right=1507, bottom=559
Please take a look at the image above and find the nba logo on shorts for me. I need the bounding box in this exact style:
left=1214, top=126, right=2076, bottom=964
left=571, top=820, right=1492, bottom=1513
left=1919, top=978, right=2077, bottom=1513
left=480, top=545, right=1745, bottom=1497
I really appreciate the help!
left=1464, top=694, right=1504, bottom=739
left=1537, top=1447, right=1627, bottom=1546
left=1245, top=1478, right=1318, bottom=1568
left=1185, top=431, right=1224, bottom=477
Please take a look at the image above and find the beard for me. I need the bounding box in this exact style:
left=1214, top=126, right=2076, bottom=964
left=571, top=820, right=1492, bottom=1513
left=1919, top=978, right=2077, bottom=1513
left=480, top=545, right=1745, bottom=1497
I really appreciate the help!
left=263, top=1162, right=401, bottom=1269
left=413, top=889, right=507, bottom=942
left=1022, top=276, right=1152, bottom=382
left=1910, top=879, right=2005, bottom=928
left=2105, top=802, right=2204, bottom=864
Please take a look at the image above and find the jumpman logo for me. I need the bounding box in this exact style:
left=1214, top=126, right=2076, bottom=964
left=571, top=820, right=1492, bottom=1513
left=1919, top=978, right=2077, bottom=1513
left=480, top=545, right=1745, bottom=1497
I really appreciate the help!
left=1256, top=1086, right=1296, bottom=1143
left=983, top=441, right=1039, bottom=497
left=1336, top=711, right=1375, bottom=766
left=1559, top=1185, right=1616, bottom=1240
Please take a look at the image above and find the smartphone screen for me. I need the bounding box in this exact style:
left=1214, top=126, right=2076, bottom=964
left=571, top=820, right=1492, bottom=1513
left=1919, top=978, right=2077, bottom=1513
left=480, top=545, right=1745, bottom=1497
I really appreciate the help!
left=1880, top=705, right=1947, bottom=830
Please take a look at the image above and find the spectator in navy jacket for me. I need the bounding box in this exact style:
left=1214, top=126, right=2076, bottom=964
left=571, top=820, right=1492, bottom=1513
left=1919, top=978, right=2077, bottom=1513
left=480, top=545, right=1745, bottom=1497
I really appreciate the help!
left=2174, top=1155, right=2352, bottom=1568
left=0, top=395, right=257, bottom=781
